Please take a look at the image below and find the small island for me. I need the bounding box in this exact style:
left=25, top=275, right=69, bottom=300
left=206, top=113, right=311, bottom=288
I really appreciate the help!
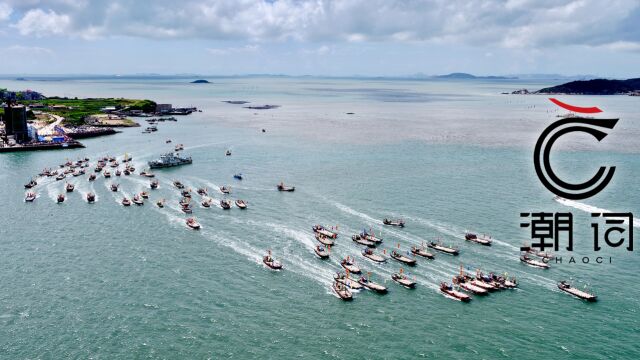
left=191, top=79, right=210, bottom=84
left=536, top=78, right=640, bottom=95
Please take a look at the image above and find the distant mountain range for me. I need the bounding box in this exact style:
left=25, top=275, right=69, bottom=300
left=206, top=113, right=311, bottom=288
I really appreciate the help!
left=433, top=72, right=516, bottom=80
left=536, top=78, right=640, bottom=95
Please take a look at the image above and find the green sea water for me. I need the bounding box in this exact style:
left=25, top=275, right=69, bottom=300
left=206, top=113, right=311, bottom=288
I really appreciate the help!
left=0, top=77, right=639, bottom=359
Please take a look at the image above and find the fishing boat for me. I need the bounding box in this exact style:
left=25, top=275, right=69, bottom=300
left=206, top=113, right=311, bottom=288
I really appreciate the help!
left=520, top=254, right=550, bottom=269
left=263, top=251, right=282, bottom=270
left=150, top=179, right=159, bottom=189
left=465, top=232, right=492, bottom=246
left=186, top=217, right=201, bottom=230
left=122, top=197, right=131, bottom=206
left=114, top=169, right=121, bottom=176
left=181, top=204, right=193, bottom=214
left=140, top=191, right=150, bottom=199
left=351, top=234, right=376, bottom=247
left=173, top=180, right=185, bottom=189
left=410, top=245, right=435, bottom=259
left=94, top=166, right=103, bottom=173
left=57, top=194, right=65, bottom=203
left=199, top=197, right=210, bottom=207
left=383, top=218, right=405, bottom=227
left=219, top=186, right=231, bottom=194
left=235, top=199, right=247, bottom=209
left=25, top=192, right=36, bottom=202
left=315, top=233, right=335, bottom=246
left=72, top=171, right=82, bottom=177
left=139, top=170, right=155, bottom=178
left=334, top=272, right=364, bottom=290
left=277, top=182, right=295, bottom=192
left=175, top=144, right=184, bottom=151
left=56, top=173, right=66, bottom=181
left=166, top=139, right=172, bottom=143
left=358, top=276, right=387, bottom=294
left=132, top=194, right=144, bottom=206
left=88, top=174, right=96, bottom=181
left=126, top=166, right=136, bottom=173
left=453, top=276, right=488, bottom=295
left=220, top=199, right=231, bottom=209
left=65, top=183, right=75, bottom=192
left=312, top=225, right=338, bottom=239
left=557, top=281, right=597, bottom=302
left=358, top=230, right=383, bottom=244
left=314, top=245, right=330, bottom=259
left=181, top=189, right=192, bottom=198
left=361, top=248, right=386, bottom=263
left=179, top=197, right=190, bottom=206
left=110, top=161, right=119, bottom=168
left=110, top=183, right=119, bottom=192
left=103, top=170, right=111, bottom=178
left=156, top=199, right=165, bottom=208
left=197, top=187, right=208, bottom=196
left=390, top=250, right=417, bottom=266
left=225, top=149, right=232, bottom=156
left=123, top=169, right=131, bottom=176
left=332, top=282, right=353, bottom=301
left=440, top=282, right=471, bottom=302
left=86, top=192, right=96, bottom=203
left=391, top=270, right=416, bottom=289
left=427, top=241, right=459, bottom=255
left=234, top=173, right=243, bottom=180
left=521, top=243, right=555, bottom=260
left=340, top=256, right=361, bottom=274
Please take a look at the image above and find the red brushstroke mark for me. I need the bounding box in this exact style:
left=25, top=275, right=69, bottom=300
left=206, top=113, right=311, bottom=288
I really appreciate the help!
left=549, top=98, right=602, bottom=114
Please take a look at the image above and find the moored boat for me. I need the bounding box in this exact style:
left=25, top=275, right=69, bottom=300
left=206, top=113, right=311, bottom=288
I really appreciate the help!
left=465, top=232, right=492, bottom=246
left=383, top=218, right=405, bottom=227
left=390, top=250, right=417, bottom=266
left=361, top=248, right=386, bottom=263
left=340, top=256, right=361, bottom=274
left=557, top=281, right=597, bottom=302
left=315, top=233, right=335, bottom=246
left=312, top=225, right=338, bottom=239
left=235, top=199, right=247, bottom=209
left=263, top=250, right=282, bottom=270
left=520, top=254, right=550, bottom=269
left=358, top=276, right=387, bottom=294
left=427, top=241, right=459, bottom=255
left=314, top=245, right=330, bottom=259
left=186, top=217, right=201, bottom=230
left=410, top=245, right=435, bottom=259
left=332, top=282, right=353, bottom=301
left=440, top=282, right=471, bottom=302
left=277, top=182, right=295, bottom=192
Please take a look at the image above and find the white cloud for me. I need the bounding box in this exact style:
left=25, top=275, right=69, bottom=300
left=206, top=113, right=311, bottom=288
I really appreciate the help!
left=0, top=2, right=12, bottom=21
left=4, top=44, right=54, bottom=55
left=207, top=44, right=260, bottom=55
left=13, top=8, right=70, bottom=36
left=2, top=0, right=639, bottom=52
left=600, top=41, right=640, bottom=52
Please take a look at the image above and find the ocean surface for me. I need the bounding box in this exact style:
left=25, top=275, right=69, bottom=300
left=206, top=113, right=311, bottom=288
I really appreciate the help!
left=1, top=77, right=639, bottom=359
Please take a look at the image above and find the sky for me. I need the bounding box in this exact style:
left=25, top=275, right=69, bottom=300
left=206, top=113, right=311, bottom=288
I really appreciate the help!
left=0, top=0, right=639, bottom=77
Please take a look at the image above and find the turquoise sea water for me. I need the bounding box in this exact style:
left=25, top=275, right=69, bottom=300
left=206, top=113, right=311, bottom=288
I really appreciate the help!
left=1, top=77, right=639, bottom=359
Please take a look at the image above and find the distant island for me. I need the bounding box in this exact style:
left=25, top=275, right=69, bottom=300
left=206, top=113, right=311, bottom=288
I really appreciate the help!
left=435, top=72, right=515, bottom=80
left=535, top=78, right=640, bottom=95
left=190, top=79, right=210, bottom=84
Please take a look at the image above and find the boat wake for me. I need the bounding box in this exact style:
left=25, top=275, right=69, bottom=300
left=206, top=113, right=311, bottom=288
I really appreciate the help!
left=554, top=197, right=640, bottom=228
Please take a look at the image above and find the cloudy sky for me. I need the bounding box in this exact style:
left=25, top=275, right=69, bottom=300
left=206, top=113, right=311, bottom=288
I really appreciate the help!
left=0, top=0, right=639, bottom=77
